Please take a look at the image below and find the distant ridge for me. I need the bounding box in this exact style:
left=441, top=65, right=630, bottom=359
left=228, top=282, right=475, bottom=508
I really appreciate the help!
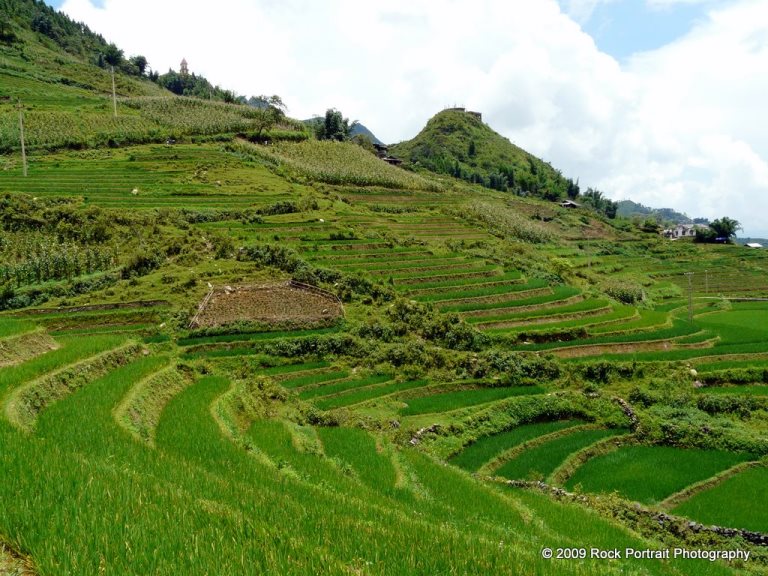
left=616, top=200, right=708, bottom=226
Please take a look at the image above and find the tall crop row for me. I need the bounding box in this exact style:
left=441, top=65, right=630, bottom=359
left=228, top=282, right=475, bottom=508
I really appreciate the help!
left=231, top=139, right=444, bottom=191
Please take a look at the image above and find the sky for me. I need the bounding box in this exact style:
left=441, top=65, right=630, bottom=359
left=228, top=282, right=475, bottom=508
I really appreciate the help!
left=46, top=0, right=768, bottom=237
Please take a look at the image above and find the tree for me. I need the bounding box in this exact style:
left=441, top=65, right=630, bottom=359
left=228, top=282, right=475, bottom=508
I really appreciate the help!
left=315, top=109, right=357, bottom=141
left=468, top=139, right=477, bottom=157
left=247, top=95, right=287, bottom=138
left=129, top=55, right=148, bottom=76
left=709, top=217, right=741, bottom=242
left=102, top=43, right=123, bottom=67
left=566, top=178, right=580, bottom=200
left=31, top=14, right=55, bottom=38
left=0, top=13, right=16, bottom=43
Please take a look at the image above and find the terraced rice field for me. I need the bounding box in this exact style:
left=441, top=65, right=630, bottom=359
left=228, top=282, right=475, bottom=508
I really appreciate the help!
left=450, top=420, right=586, bottom=472
left=2, top=338, right=697, bottom=575
left=493, top=428, right=625, bottom=481
left=672, top=466, right=768, bottom=533
left=315, top=379, right=427, bottom=410
left=564, top=446, right=755, bottom=504
left=399, top=385, right=545, bottom=416
left=0, top=144, right=300, bottom=210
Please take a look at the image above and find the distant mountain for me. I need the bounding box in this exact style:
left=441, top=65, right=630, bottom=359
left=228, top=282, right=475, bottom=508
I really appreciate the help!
left=616, top=200, right=703, bottom=225
left=301, top=118, right=383, bottom=145
left=349, top=123, right=383, bottom=145
left=389, top=108, right=573, bottom=197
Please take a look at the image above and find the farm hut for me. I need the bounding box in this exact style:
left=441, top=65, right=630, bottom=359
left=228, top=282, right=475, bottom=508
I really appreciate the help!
left=746, top=243, right=763, bottom=249
left=559, top=200, right=581, bottom=209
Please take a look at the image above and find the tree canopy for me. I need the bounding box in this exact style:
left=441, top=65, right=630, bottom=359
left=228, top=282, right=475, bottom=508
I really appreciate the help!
left=696, top=217, right=741, bottom=243
left=312, top=109, right=358, bottom=141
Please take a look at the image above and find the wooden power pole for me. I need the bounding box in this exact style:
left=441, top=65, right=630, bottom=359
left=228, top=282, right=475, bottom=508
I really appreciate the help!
left=684, top=272, right=694, bottom=322
left=111, top=65, right=117, bottom=117
left=17, top=101, right=27, bottom=177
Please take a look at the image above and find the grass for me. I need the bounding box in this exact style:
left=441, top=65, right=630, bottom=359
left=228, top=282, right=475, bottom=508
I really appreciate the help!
left=298, top=374, right=392, bottom=400
left=315, top=379, right=427, bottom=410
left=445, top=286, right=580, bottom=314
left=0, top=318, right=36, bottom=338
left=177, top=325, right=342, bottom=346
left=672, top=466, right=768, bottom=532
left=0, top=334, right=127, bottom=401
left=261, top=360, right=332, bottom=375
left=517, top=319, right=700, bottom=351
left=467, top=298, right=610, bottom=325
left=393, top=271, right=514, bottom=292
left=564, top=446, right=754, bottom=504
left=399, top=385, right=545, bottom=416
left=280, top=369, right=350, bottom=389
left=696, top=385, right=768, bottom=396
left=414, top=278, right=542, bottom=303
left=316, top=427, right=404, bottom=497
left=495, top=428, right=624, bottom=481
left=449, top=420, right=585, bottom=472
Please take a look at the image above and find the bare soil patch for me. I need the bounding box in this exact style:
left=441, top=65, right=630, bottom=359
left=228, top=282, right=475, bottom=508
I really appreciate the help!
left=192, top=281, right=343, bottom=328
left=1, top=541, right=36, bottom=575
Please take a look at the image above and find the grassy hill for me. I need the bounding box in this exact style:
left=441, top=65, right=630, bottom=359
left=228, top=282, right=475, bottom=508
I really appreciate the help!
left=390, top=108, right=573, bottom=198
left=617, top=199, right=698, bottom=225
left=2, top=7, right=768, bottom=575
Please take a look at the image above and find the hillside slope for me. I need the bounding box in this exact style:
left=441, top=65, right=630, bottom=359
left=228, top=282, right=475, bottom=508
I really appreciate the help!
left=390, top=108, right=574, bottom=198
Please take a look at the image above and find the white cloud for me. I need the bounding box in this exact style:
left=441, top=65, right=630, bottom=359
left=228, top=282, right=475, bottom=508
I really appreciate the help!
left=58, top=0, right=768, bottom=236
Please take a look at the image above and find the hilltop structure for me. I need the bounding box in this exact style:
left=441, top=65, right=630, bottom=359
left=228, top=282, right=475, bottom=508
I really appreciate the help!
left=180, top=58, right=189, bottom=76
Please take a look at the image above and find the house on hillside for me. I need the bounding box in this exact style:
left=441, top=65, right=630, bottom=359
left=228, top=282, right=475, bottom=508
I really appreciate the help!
left=662, top=223, right=709, bottom=239
left=372, top=142, right=403, bottom=166
left=746, top=242, right=763, bottom=249
left=559, top=200, right=581, bottom=209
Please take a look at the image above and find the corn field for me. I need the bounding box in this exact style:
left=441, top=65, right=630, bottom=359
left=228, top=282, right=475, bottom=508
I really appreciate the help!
left=0, top=233, right=115, bottom=286
left=231, top=139, right=444, bottom=191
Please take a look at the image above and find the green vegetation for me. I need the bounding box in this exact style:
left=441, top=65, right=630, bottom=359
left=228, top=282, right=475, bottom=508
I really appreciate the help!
left=400, top=385, right=545, bottom=416
left=230, top=139, right=442, bottom=190
left=390, top=108, right=569, bottom=198
left=673, top=466, right=768, bottom=532
left=450, top=419, right=584, bottom=472
left=565, top=446, right=754, bottom=504
left=3, top=8, right=768, bottom=573
left=496, top=429, right=625, bottom=481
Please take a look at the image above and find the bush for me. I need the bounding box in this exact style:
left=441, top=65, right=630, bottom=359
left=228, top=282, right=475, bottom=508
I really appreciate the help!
left=602, top=280, right=644, bottom=304
left=121, top=253, right=162, bottom=279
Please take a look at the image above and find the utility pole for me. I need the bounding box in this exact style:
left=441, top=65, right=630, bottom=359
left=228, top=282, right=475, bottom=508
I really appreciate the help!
left=111, top=65, right=117, bottom=117
left=684, top=272, right=694, bottom=323
left=17, top=101, right=27, bottom=177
